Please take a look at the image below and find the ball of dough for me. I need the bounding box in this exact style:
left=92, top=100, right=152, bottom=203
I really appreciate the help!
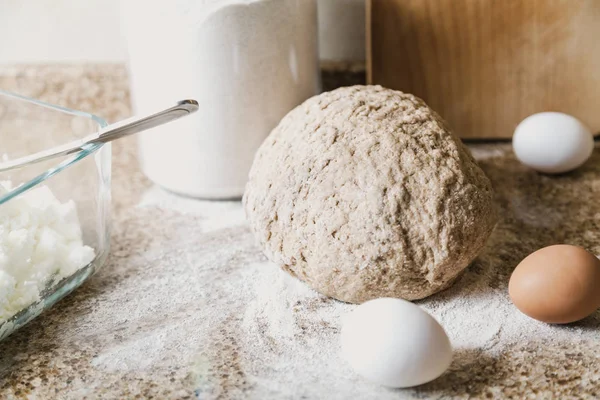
left=243, top=85, right=496, bottom=303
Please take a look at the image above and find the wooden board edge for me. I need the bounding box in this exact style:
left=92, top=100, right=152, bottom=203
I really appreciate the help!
left=365, top=0, right=373, bottom=84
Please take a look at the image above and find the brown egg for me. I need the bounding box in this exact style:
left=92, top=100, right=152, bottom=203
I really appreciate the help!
left=509, top=244, right=600, bottom=324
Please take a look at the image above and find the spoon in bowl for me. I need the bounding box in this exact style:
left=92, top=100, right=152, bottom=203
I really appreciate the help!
left=0, top=99, right=199, bottom=173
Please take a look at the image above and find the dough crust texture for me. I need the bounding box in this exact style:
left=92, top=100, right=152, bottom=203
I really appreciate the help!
left=244, top=86, right=496, bottom=303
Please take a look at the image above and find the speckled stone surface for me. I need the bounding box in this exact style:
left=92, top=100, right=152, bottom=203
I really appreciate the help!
left=0, top=65, right=599, bottom=399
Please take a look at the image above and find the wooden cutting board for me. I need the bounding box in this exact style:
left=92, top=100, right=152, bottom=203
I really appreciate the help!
left=367, top=0, right=600, bottom=139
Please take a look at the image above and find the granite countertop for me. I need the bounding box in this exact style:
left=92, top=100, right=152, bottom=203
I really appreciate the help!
left=0, top=65, right=599, bottom=399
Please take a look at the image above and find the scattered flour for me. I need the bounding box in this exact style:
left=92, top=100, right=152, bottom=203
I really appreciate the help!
left=34, top=143, right=600, bottom=398
left=0, top=182, right=95, bottom=322
left=84, top=181, right=600, bottom=399
left=138, top=186, right=246, bottom=232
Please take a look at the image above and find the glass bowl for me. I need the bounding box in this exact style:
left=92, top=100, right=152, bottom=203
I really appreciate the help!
left=0, top=90, right=111, bottom=341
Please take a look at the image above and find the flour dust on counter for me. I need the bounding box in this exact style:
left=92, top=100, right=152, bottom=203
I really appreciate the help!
left=3, top=63, right=600, bottom=398
left=137, top=185, right=246, bottom=233
left=82, top=202, right=600, bottom=398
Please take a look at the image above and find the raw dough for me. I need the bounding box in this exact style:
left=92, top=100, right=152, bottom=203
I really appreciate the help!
left=243, top=85, right=496, bottom=303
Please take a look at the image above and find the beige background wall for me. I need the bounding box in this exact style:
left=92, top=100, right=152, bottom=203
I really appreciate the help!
left=0, top=0, right=126, bottom=64
left=0, top=0, right=365, bottom=64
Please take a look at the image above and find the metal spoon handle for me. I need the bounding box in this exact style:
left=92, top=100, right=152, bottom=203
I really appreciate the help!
left=92, top=99, right=198, bottom=144
left=0, top=99, right=199, bottom=173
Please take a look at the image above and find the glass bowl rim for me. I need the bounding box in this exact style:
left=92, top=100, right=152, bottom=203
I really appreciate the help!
left=0, top=89, right=109, bottom=205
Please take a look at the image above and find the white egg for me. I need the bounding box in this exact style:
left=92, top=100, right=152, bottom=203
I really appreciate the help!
left=340, top=298, right=452, bottom=388
left=513, top=112, right=594, bottom=174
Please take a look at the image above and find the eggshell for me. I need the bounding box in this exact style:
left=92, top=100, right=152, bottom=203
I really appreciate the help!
left=509, top=245, right=600, bottom=324
left=340, top=298, right=452, bottom=388
left=513, top=112, right=594, bottom=174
